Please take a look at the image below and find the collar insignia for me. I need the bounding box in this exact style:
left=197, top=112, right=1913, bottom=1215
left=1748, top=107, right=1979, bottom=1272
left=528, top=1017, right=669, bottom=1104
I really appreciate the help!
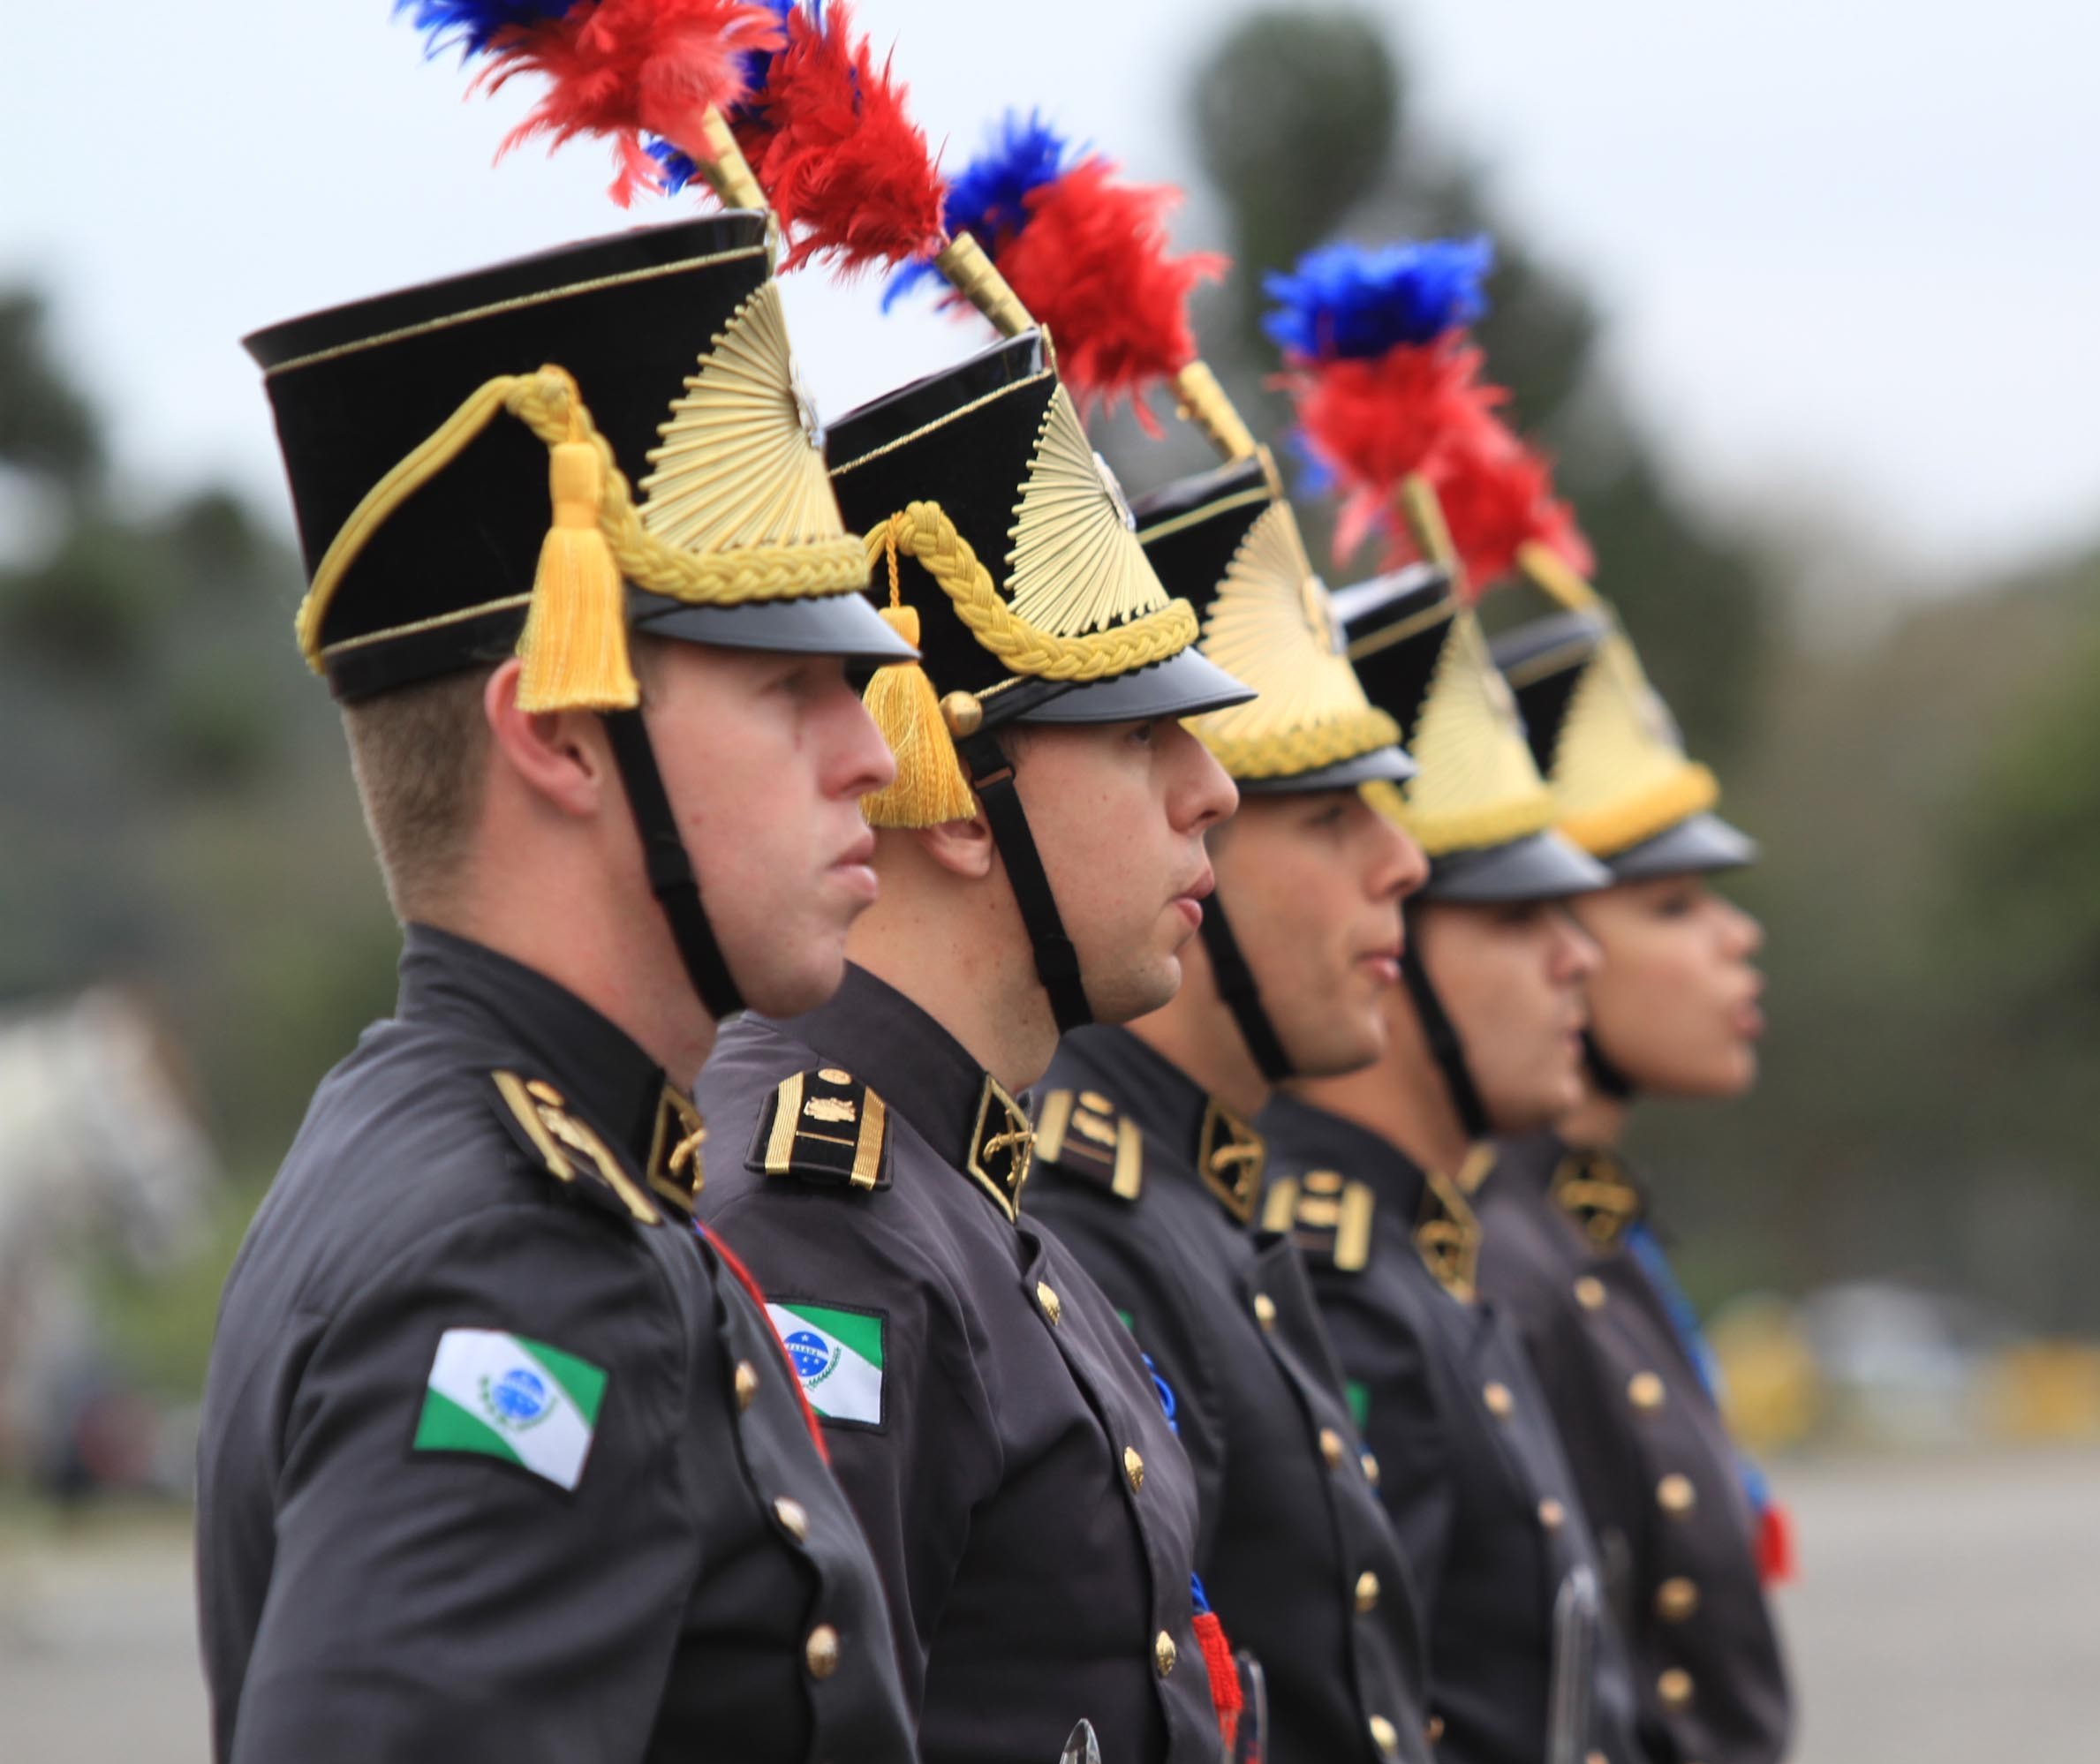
left=1416, top=1159, right=1486, bottom=1302
left=748, top=1067, right=892, bottom=1193
left=1033, top=1088, right=1144, bottom=1202
left=645, top=1085, right=706, bottom=1215
left=489, top=1069, right=660, bottom=1226
left=1551, top=1147, right=1643, bottom=1248
left=965, top=1075, right=1035, bottom=1220
left=1196, top=1098, right=1267, bottom=1224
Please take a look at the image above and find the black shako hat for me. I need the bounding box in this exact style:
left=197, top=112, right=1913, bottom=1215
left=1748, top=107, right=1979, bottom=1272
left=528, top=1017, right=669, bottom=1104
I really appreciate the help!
left=247, top=213, right=910, bottom=705
left=1491, top=604, right=1757, bottom=884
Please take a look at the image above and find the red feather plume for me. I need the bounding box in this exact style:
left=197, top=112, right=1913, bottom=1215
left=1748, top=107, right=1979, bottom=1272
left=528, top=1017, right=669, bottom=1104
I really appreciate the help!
left=731, top=2, right=946, bottom=274
left=483, top=0, right=785, bottom=202
left=989, top=159, right=1227, bottom=430
left=1414, top=411, right=1593, bottom=597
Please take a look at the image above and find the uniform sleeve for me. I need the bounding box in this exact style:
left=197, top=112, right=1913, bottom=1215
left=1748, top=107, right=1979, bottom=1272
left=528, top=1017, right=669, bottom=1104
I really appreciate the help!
left=1025, top=1186, right=1228, bottom=1569
left=229, top=1204, right=698, bottom=1764
left=707, top=1184, right=1001, bottom=1717
left=1309, top=1263, right=1458, bottom=1617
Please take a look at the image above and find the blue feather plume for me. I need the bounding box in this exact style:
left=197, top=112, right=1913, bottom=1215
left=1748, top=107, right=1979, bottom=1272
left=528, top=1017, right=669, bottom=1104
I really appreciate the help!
left=1260, top=236, right=1494, bottom=360
left=393, top=0, right=581, bottom=60
left=882, top=109, right=1080, bottom=311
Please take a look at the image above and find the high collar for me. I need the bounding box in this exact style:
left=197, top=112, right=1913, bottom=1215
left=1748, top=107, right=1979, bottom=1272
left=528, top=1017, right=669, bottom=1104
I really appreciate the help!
left=1056, top=1025, right=1269, bottom=1225
left=1488, top=1127, right=1567, bottom=1201
left=397, top=923, right=678, bottom=1173
left=774, top=962, right=1035, bottom=1220
left=1258, top=1091, right=1429, bottom=1219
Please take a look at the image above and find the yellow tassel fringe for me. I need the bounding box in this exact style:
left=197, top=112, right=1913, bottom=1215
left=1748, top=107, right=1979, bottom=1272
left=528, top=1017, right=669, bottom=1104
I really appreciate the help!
left=515, top=439, right=638, bottom=712
left=859, top=603, right=977, bottom=828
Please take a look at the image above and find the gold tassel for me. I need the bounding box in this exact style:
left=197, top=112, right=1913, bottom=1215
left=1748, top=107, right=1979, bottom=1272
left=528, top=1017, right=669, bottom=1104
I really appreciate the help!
left=516, top=438, right=639, bottom=712
left=858, top=520, right=977, bottom=826
left=859, top=604, right=978, bottom=827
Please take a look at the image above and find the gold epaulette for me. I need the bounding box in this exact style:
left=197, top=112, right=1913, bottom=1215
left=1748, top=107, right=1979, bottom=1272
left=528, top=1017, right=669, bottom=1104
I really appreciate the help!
left=1033, top=1088, right=1144, bottom=1201
left=489, top=1069, right=661, bottom=1226
left=1263, top=1168, right=1374, bottom=1273
left=745, top=1067, right=893, bottom=1193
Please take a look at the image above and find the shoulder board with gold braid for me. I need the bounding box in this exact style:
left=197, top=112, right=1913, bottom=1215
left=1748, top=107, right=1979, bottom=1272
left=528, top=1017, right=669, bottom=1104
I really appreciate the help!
left=1032, top=1088, right=1145, bottom=1202
left=1262, top=1167, right=1375, bottom=1273
left=745, top=1067, right=894, bottom=1193
left=488, top=1069, right=662, bottom=1227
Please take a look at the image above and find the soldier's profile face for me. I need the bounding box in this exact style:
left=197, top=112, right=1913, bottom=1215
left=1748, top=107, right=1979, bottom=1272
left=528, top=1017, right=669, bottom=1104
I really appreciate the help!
left=1574, top=874, right=1765, bottom=1099
left=1206, top=788, right=1424, bottom=1078
left=1008, top=715, right=1238, bottom=1023
left=641, top=639, right=896, bottom=1020
left=1410, top=897, right=1600, bottom=1131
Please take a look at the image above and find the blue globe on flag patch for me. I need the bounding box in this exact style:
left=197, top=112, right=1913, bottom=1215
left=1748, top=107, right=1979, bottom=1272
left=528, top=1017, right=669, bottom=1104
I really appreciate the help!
left=783, top=1330, right=837, bottom=1385
left=487, top=1366, right=552, bottom=1426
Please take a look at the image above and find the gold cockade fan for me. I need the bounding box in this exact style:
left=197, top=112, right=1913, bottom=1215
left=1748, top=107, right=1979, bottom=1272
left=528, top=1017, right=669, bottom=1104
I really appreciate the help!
left=1176, top=499, right=1400, bottom=780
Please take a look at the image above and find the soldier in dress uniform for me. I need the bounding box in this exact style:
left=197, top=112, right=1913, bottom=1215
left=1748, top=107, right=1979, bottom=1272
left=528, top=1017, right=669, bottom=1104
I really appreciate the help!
left=1476, top=556, right=1794, bottom=1764
left=1260, top=522, right=1653, bottom=1764
left=693, top=328, right=1254, bottom=1764
left=1024, top=449, right=1440, bottom=1764
left=195, top=211, right=928, bottom=1763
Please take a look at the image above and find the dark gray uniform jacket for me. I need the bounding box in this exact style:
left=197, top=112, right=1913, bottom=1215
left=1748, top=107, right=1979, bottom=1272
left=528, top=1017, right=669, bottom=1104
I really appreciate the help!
left=196, top=927, right=918, bottom=1764
left=1260, top=1094, right=1648, bottom=1764
left=695, top=964, right=1221, bottom=1764
left=1478, top=1133, right=1793, bottom=1764
left=1025, top=1026, right=1434, bottom=1764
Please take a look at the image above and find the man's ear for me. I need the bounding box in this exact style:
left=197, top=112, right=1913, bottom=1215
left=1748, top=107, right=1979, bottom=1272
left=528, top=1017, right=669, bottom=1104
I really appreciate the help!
left=911, top=805, right=996, bottom=882
left=483, top=658, right=612, bottom=820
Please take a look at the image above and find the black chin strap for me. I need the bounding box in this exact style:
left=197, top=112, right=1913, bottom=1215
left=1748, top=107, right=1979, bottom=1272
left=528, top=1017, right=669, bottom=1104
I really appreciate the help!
left=1582, top=1029, right=1636, bottom=1101
left=1399, top=931, right=1492, bottom=1142
left=1197, top=891, right=1293, bottom=1082
left=956, top=728, right=1092, bottom=1034
left=603, top=708, right=745, bottom=1021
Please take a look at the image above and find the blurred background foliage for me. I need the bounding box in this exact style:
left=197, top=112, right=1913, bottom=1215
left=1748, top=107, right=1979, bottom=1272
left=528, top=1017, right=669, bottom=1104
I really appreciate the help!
left=4, top=4, right=2099, bottom=1423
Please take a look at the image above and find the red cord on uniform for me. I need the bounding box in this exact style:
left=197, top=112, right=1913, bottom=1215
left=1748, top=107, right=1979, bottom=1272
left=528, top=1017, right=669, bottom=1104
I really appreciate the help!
left=1757, top=1498, right=1796, bottom=1586
left=1192, top=1609, right=1243, bottom=1753
left=699, top=1224, right=830, bottom=1464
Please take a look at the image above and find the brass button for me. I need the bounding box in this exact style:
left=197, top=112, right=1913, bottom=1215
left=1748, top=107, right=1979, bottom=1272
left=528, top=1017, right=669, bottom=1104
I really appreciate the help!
left=1574, top=1275, right=1607, bottom=1310
left=1154, top=1630, right=1177, bottom=1677
left=818, top=1067, right=852, bottom=1084
left=1657, top=1576, right=1701, bottom=1623
left=1658, top=1473, right=1697, bottom=1516
left=1319, top=1427, right=1346, bottom=1468
left=733, top=1361, right=759, bottom=1411
left=1425, top=1714, right=1446, bottom=1744
left=1482, top=1380, right=1515, bottom=1418
left=1658, top=1667, right=1696, bottom=1710
left=804, top=1623, right=840, bottom=1679
left=1368, top=1714, right=1401, bottom=1756
left=1355, top=1570, right=1381, bottom=1612
left=1124, top=1446, right=1145, bottom=1493
left=1537, top=1496, right=1567, bottom=1531
left=1252, top=1293, right=1278, bottom=1330
left=774, top=1496, right=809, bottom=1542
left=1628, top=1371, right=1667, bottom=1412
left=1361, top=1450, right=1381, bottom=1487
left=1037, top=1281, right=1061, bottom=1325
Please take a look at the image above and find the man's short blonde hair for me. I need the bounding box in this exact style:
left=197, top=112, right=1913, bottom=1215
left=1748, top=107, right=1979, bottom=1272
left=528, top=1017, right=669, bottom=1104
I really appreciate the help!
left=341, top=669, right=493, bottom=918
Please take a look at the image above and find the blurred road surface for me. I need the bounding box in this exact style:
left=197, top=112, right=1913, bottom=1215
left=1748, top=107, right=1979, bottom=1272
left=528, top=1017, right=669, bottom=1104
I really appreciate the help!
left=3, top=1445, right=2096, bottom=1762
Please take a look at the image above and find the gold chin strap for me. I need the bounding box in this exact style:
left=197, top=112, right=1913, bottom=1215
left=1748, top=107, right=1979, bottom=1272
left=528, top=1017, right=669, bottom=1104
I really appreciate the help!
left=298, top=364, right=868, bottom=710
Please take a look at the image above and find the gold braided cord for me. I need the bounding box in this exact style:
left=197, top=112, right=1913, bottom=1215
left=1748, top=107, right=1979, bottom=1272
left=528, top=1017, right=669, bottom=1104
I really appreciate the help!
left=1363, top=776, right=1560, bottom=856
left=1560, top=762, right=1719, bottom=858
left=1197, top=705, right=1401, bottom=780
left=295, top=365, right=867, bottom=673
left=867, top=502, right=1197, bottom=683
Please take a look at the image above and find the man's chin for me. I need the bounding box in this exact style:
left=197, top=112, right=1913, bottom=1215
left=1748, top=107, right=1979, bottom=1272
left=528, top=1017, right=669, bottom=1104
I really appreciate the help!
left=737, top=946, right=849, bottom=1021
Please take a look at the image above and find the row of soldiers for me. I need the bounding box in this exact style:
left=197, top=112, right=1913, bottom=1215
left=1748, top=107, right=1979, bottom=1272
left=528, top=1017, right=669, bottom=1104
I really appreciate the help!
left=196, top=12, right=1790, bottom=1764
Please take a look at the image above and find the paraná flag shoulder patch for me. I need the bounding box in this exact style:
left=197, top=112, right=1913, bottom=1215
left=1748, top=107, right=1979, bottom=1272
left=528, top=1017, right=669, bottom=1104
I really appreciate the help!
left=766, top=1301, right=886, bottom=1429
left=413, top=1328, right=608, bottom=1491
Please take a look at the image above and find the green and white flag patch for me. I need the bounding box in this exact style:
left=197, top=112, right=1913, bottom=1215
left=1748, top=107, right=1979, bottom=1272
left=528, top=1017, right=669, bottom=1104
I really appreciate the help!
left=412, top=1329, right=607, bottom=1491
left=767, top=1302, right=885, bottom=1427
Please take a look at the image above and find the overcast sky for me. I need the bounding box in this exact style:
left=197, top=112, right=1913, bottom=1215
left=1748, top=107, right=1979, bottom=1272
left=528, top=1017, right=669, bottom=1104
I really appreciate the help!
left=4, top=2, right=2095, bottom=585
